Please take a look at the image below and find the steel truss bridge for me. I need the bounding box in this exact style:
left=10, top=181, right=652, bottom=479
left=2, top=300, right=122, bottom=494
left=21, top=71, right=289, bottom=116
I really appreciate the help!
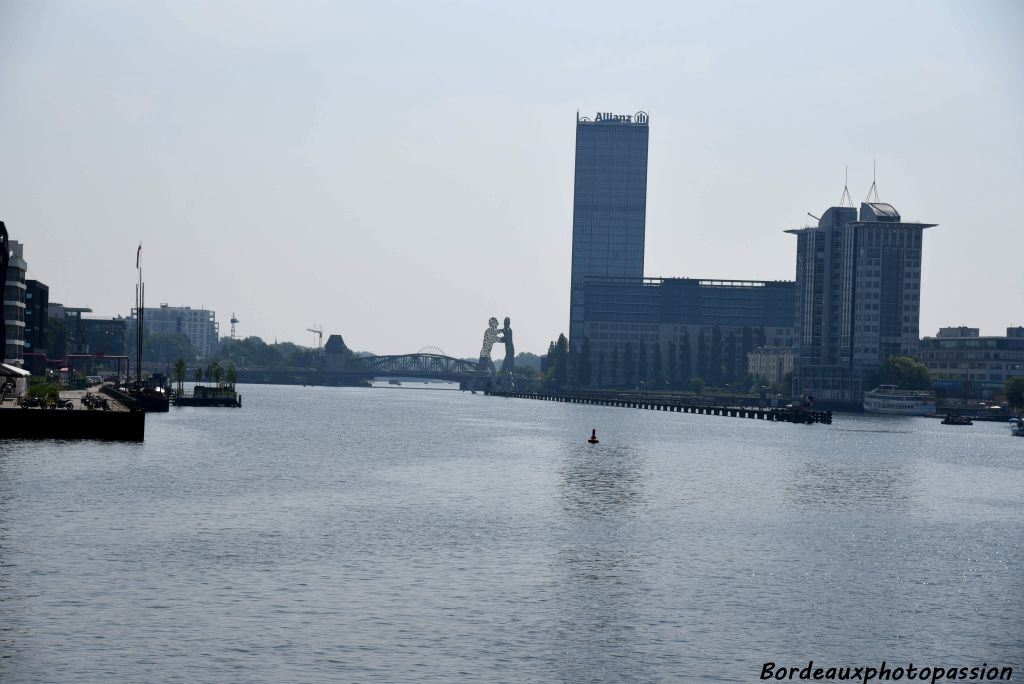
left=347, top=353, right=478, bottom=382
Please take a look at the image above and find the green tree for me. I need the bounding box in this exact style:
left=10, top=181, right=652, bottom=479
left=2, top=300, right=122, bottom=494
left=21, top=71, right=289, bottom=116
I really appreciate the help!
left=651, top=341, right=663, bottom=387
left=553, top=334, right=569, bottom=387
left=623, top=343, right=635, bottom=388
left=194, top=367, right=202, bottom=386
left=211, top=336, right=285, bottom=369
left=679, top=330, right=692, bottom=390
left=697, top=330, right=709, bottom=381
left=780, top=370, right=794, bottom=397
left=173, top=358, right=186, bottom=395
left=514, top=352, right=542, bottom=373
left=692, top=376, right=705, bottom=396
left=226, top=362, right=238, bottom=390
left=610, top=345, right=619, bottom=386
left=877, top=356, right=932, bottom=390
left=724, top=331, right=737, bottom=383
left=637, top=339, right=647, bottom=388
left=741, top=326, right=754, bottom=361
left=710, top=326, right=723, bottom=386
left=567, top=344, right=577, bottom=388
left=737, top=372, right=755, bottom=393
left=210, top=360, right=224, bottom=388
left=1005, top=376, right=1024, bottom=411
left=513, top=364, right=541, bottom=392
left=667, top=340, right=677, bottom=389
left=140, top=332, right=195, bottom=364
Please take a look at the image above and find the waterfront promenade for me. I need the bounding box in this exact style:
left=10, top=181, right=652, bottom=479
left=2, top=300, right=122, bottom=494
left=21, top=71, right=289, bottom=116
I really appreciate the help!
left=1, top=386, right=143, bottom=440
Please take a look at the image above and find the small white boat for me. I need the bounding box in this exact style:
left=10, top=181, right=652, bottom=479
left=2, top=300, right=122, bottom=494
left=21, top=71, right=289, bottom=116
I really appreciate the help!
left=863, top=385, right=936, bottom=415
left=1010, top=418, right=1024, bottom=437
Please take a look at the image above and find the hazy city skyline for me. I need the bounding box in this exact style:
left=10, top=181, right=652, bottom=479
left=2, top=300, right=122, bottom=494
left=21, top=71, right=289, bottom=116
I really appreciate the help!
left=2, top=1, right=1022, bottom=358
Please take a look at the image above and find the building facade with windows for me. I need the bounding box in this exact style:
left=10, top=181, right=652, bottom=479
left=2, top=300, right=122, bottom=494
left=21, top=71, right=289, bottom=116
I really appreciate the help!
left=786, top=202, right=936, bottom=403
left=919, top=326, right=1024, bottom=393
left=747, top=346, right=795, bottom=387
left=24, top=280, right=49, bottom=374
left=49, top=304, right=95, bottom=355
left=80, top=317, right=128, bottom=356
left=569, top=110, right=650, bottom=346
left=3, top=241, right=27, bottom=367
left=131, top=304, right=219, bottom=359
left=580, top=277, right=795, bottom=386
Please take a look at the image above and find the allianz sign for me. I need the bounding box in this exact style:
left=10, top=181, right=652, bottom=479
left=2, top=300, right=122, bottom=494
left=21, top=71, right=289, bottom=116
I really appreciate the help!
left=594, top=111, right=649, bottom=124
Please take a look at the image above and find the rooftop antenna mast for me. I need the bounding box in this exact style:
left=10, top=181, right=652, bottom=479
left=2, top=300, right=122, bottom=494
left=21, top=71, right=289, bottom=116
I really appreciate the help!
left=864, top=160, right=881, bottom=203
left=838, top=166, right=855, bottom=208
left=230, top=312, right=239, bottom=340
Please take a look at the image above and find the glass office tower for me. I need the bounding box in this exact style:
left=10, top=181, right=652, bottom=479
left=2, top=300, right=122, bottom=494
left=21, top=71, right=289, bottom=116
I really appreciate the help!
left=569, top=111, right=650, bottom=346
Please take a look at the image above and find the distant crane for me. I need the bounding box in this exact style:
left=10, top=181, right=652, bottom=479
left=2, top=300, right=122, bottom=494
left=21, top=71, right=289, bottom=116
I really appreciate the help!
left=307, top=325, right=323, bottom=348
left=230, top=312, right=239, bottom=340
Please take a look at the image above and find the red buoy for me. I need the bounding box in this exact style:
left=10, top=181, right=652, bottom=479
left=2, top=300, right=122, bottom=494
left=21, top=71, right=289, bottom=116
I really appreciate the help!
left=588, top=429, right=599, bottom=444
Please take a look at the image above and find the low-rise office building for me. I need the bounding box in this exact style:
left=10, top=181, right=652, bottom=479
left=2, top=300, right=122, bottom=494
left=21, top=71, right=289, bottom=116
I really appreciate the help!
left=919, top=326, right=1024, bottom=395
left=580, top=277, right=795, bottom=387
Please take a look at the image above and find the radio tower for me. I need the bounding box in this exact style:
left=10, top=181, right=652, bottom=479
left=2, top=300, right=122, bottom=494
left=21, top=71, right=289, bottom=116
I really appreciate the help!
left=230, top=313, right=239, bottom=340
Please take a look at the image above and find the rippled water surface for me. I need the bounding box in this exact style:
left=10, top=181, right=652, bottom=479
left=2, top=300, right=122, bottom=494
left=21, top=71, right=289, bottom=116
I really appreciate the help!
left=2, top=384, right=1022, bottom=682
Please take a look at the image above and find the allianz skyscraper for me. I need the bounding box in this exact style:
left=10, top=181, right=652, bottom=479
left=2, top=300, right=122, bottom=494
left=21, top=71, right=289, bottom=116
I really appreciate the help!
left=568, top=111, right=650, bottom=346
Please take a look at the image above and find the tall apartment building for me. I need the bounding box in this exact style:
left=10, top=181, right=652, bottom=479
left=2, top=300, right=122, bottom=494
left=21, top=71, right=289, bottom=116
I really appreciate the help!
left=131, top=304, right=219, bottom=359
left=569, top=110, right=650, bottom=346
left=786, top=202, right=936, bottom=402
left=3, top=240, right=28, bottom=367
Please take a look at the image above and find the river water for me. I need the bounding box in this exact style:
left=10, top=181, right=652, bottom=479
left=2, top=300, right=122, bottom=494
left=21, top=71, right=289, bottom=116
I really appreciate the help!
left=1, top=383, right=1021, bottom=682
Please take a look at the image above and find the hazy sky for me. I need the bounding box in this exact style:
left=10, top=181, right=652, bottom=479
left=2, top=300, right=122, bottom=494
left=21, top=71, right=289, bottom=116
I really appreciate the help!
left=2, top=0, right=1022, bottom=357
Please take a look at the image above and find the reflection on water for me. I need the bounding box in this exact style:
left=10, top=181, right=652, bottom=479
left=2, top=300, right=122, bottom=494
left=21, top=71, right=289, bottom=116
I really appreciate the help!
left=558, top=443, right=645, bottom=519
left=552, top=442, right=654, bottom=682
left=787, top=460, right=912, bottom=511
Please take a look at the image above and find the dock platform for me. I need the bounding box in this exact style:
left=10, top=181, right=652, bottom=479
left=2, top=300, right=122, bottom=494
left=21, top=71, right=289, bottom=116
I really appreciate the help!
left=488, top=390, right=832, bottom=425
left=1, top=388, right=145, bottom=440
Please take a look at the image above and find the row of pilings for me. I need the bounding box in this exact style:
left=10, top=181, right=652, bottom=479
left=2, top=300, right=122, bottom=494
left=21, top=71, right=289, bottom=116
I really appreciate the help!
left=486, top=390, right=832, bottom=425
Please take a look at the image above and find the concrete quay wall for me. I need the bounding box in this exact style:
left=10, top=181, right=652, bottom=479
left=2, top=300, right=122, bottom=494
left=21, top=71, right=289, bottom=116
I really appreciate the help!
left=1, top=407, right=145, bottom=441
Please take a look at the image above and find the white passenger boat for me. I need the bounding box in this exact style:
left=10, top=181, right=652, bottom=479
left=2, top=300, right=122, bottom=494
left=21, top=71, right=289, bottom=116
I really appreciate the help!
left=863, top=385, right=936, bottom=415
left=1010, top=418, right=1024, bottom=437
